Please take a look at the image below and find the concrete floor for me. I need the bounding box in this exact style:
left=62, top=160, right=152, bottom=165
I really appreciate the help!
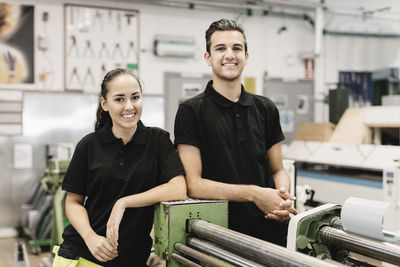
left=0, top=238, right=50, bottom=267
left=0, top=238, right=165, bottom=267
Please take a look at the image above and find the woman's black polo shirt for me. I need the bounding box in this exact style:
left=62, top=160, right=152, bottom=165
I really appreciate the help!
left=61, top=120, right=184, bottom=266
left=174, top=80, right=285, bottom=237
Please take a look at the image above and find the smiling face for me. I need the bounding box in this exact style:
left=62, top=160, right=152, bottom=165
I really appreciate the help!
left=204, top=30, right=249, bottom=83
left=100, top=74, right=142, bottom=138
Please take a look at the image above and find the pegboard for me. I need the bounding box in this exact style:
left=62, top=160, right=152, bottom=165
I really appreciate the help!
left=64, top=4, right=139, bottom=92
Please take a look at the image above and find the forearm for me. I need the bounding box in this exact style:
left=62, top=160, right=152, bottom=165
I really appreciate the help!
left=178, top=144, right=263, bottom=203
left=67, top=194, right=118, bottom=262
left=187, top=175, right=293, bottom=219
left=118, top=176, right=186, bottom=209
left=187, top=176, right=259, bottom=202
left=66, top=200, right=96, bottom=241
left=273, top=169, right=291, bottom=192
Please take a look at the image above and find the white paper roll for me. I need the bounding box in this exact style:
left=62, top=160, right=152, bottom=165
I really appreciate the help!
left=341, top=197, right=390, bottom=240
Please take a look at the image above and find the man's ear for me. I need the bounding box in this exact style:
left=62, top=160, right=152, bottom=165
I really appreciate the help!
left=204, top=52, right=212, bottom=66
left=245, top=51, right=249, bottom=65
left=100, top=97, right=108, bottom=112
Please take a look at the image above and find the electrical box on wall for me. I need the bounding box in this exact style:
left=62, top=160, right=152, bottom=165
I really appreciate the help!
left=153, top=35, right=196, bottom=58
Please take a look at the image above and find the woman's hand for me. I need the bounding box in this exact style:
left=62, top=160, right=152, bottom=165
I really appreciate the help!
left=84, top=232, right=118, bottom=262
left=106, top=199, right=126, bottom=248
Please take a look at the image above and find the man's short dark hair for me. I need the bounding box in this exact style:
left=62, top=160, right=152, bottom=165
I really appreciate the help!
left=205, top=19, right=247, bottom=53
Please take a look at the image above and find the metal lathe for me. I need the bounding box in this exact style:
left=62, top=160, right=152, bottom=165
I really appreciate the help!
left=154, top=199, right=400, bottom=267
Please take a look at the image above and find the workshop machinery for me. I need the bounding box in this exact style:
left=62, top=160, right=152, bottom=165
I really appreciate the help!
left=285, top=141, right=400, bottom=205
left=288, top=203, right=400, bottom=266
left=383, top=166, right=400, bottom=233
left=154, top=200, right=344, bottom=267
left=154, top=199, right=228, bottom=266
left=20, top=153, right=70, bottom=254
left=155, top=198, right=400, bottom=267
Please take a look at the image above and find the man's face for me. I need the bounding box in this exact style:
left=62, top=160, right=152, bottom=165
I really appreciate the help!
left=204, top=30, right=248, bottom=82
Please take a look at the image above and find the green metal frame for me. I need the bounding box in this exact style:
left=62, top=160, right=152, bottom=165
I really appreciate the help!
left=29, top=239, right=51, bottom=247
left=154, top=199, right=228, bottom=267
left=295, top=205, right=341, bottom=260
left=40, top=157, right=70, bottom=252
left=51, top=186, right=69, bottom=248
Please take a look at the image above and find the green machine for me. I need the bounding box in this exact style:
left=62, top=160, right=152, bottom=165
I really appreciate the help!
left=287, top=204, right=342, bottom=261
left=153, top=200, right=340, bottom=267
left=287, top=204, right=400, bottom=266
left=42, top=145, right=72, bottom=248
left=154, top=199, right=228, bottom=266
left=155, top=200, right=400, bottom=266
left=28, top=155, right=70, bottom=251
left=44, top=157, right=70, bottom=248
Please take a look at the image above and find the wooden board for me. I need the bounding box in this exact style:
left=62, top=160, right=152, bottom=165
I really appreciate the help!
left=329, top=108, right=372, bottom=144
left=295, top=122, right=335, bottom=142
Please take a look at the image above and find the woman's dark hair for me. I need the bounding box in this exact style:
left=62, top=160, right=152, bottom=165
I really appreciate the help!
left=95, top=68, right=142, bottom=131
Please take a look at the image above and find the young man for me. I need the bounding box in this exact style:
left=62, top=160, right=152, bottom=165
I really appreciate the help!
left=174, top=19, right=297, bottom=246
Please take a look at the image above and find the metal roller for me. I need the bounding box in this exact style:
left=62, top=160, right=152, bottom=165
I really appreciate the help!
left=188, top=237, right=264, bottom=267
left=330, top=216, right=343, bottom=229
left=188, top=219, right=344, bottom=267
left=318, top=226, right=400, bottom=266
left=174, top=243, right=231, bottom=267
left=323, top=258, right=349, bottom=266
left=171, top=253, right=201, bottom=267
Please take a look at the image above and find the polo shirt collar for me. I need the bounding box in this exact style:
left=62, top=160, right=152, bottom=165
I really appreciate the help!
left=100, top=119, right=147, bottom=145
left=205, top=80, right=252, bottom=107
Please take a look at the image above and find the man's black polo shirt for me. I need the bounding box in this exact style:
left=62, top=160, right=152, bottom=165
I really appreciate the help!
left=174, top=80, right=285, bottom=244
left=61, top=120, right=184, bottom=266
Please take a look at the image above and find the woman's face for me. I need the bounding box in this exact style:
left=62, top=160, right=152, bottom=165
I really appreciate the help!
left=100, top=74, right=143, bottom=134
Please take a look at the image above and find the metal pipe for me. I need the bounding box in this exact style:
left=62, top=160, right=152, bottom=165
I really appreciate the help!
left=323, top=258, right=347, bottom=266
left=122, top=0, right=317, bottom=12
left=318, top=226, right=400, bottom=266
left=188, top=219, right=343, bottom=267
left=171, top=253, right=202, bottom=267
left=313, top=5, right=324, bottom=123
left=303, top=14, right=400, bottom=38
left=324, top=30, right=400, bottom=38
left=330, top=216, right=343, bottom=229
left=119, top=0, right=400, bottom=38
left=174, top=243, right=231, bottom=267
left=188, top=237, right=264, bottom=267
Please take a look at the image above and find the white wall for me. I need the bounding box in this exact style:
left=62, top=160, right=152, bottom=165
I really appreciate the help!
left=18, top=0, right=316, bottom=95
left=323, top=10, right=400, bottom=85
left=9, top=0, right=400, bottom=116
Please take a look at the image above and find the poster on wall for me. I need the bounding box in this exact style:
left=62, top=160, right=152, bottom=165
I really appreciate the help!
left=64, top=4, right=139, bottom=93
left=0, top=2, right=34, bottom=84
left=297, top=94, right=309, bottom=115
left=280, top=110, right=294, bottom=133
left=270, top=93, right=288, bottom=109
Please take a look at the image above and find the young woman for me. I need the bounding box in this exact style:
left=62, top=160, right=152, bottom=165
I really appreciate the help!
left=53, top=68, right=186, bottom=266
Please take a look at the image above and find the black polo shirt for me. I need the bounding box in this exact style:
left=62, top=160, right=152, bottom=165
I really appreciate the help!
left=61, top=120, right=184, bottom=266
left=175, top=80, right=286, bottom=244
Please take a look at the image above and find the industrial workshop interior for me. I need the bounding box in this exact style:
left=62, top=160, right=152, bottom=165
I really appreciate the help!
left=0, top=0, right=399, bottom=266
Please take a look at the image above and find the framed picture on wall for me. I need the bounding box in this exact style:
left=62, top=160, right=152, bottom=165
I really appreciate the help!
left=0, top=2, right=35, bottom=87
left=64, top=4, right=139, bottom=92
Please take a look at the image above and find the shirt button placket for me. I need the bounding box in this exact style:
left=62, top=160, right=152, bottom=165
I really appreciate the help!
left=118, top=147, right=126, bottom=179
left=233, top=105, right=246, bottom=141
